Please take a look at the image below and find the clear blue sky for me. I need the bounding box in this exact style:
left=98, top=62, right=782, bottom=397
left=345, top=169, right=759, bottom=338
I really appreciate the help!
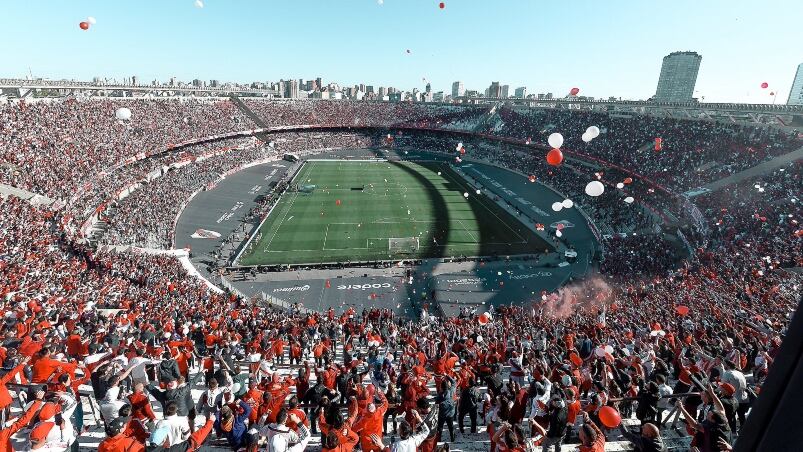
left=2, top=0, right=801, bottom=103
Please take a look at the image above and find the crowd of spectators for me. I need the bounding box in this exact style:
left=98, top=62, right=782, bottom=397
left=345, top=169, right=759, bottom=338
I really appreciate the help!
left=243, top=99, right=488, bottom=130
left=0, top=98, right=254, bottom=201
left=490, top=106, right=802, bottom=191
left=0, top=98, right=800, bottom=452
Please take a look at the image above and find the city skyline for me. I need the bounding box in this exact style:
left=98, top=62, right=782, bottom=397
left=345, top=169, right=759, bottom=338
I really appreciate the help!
left=1, top=0, right=802, bottom=104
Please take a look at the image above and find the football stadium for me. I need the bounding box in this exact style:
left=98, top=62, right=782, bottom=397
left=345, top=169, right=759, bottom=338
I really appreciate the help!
left=0, top=2, right=802, bottom=452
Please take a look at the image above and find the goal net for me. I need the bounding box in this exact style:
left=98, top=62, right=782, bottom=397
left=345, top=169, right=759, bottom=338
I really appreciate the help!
left=388, top=237, right=420, bottom=254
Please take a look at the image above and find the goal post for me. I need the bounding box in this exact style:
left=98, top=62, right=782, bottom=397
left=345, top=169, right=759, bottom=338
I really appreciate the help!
left=388, top=237, right=420, bottom=254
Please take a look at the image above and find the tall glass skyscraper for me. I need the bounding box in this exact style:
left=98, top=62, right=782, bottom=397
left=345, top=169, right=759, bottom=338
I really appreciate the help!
left=654, top=51, right=702, bottom=102
left=787, top=63, right=803, bottom=105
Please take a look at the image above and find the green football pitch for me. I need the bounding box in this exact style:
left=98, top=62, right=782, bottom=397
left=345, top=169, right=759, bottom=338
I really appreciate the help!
left=237, top=160, right=552, bottom=265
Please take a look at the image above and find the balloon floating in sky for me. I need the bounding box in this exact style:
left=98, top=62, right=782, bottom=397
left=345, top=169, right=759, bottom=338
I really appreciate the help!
left=547, top=132, right=564, bottom=149
left=115, top=107, right=132, bottom=121
left=546, top=148, right=563, bottom=166
left=463, top=192, right=469, bottom=198
left=87, top=16, right=97, bottom=25
left=551, top=202, right=563, bottom=212
left=79, top=21, right=90, bottom=31
left=528, top=175, right=536, bottom=183
left=561, top=199, right=573, bottom=209
left=439, top=2, right=445, bottom=9
left=569, top=87, right=580, bottom=96
left=624, top=196, right=634, bottom=204
left=761, top=82, right=768, bottom=89
left=195, top=0, right=204, bottom=7
left=585, top=180, right=605, bottom=197
left=475, top=189, right=481, bottom=195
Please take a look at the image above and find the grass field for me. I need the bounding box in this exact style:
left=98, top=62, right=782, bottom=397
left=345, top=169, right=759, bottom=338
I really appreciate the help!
left=237, top=160, right=551, bottom=265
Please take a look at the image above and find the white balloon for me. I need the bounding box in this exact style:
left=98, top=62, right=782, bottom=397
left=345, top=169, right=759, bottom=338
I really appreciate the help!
left=551, top=202, right=563, bottom=212
left=586, top=126, right=600, bottom=138
left=463, top=192, right=469, bottom=198
left=556, top=230, right=563, bottom=237
left=547, top=132, right=564, bottom=149
left=585, top=181, right=605, bottom=197
left=624, top=196, right=635, bottom=204
left=581, top=133, right=592, bottom=143
left=616, top=182, right=624, bottom=189
left=561, top=199, right=574, bottom=209
left=87, top=16, right=97, bottom=25
left=115, top=107, right=132, bottom=121
left=194, top=0, right=204, bottom=8
left=475, top=189, right=481, bottom=195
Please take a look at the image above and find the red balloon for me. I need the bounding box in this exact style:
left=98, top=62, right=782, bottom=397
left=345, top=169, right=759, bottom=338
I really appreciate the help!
left=478, top=313, right=490, bottom=325
left=528, top=175, right=536, bottom=183
left=336, top=199, right=342, bottom=206
left=546, top=148, right=563, bottom=166
left=654, top=137, right=663, bottom=152
left=439, top=2, right=445, bottom=8
left=675, top=305, right=690, bottom=316
left=761, top=82, right=769, bottom=89
left=569, top=87, right=580, bottom=95
left=623, top=177, right=633, bottom=184
left=599, top=406, right=622, bottom=428
left=79, top=21, right=90, bottom=30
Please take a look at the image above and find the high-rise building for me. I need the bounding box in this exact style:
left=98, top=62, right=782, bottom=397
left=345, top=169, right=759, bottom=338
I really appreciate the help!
left=210, top=80, right=220, bottom=88
left=514, top=87, right=527, bottom=98
left=284, top=79, right=299, bottom=99
left=452, top=81, right=465, bottom=98
left=501, top=85, right=509, bottom=99
left=378, top=87, right=388, bottom=98
left=486, top=82, right=501, bottom=98
left=788, top=63, right=803, bottom=105
left=315, top=77, right=323, bottom=91
left=131, top=76, right=139, bottom=86
left=192, top=79, right=203, bottom=88
left=169, top=77, right=178, bottom=87
left=654, top=51, right=702, bottom=102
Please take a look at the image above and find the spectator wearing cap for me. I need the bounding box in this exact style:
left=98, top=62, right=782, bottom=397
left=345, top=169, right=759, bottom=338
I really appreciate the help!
left=98, top=417, right=143, bottom=452
left=716, top=383, right=739, bottom=435
left=38, top=393, right=79, bottom=450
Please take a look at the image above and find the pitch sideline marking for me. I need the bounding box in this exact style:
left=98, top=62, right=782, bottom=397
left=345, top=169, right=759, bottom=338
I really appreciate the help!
left=439, top=167, right=527, bottom=242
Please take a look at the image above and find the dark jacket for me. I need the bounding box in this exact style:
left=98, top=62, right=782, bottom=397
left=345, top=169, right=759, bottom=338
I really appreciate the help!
left=214, top=400, right=253, bottom=450
left=147, top=371, right=204, bottom=416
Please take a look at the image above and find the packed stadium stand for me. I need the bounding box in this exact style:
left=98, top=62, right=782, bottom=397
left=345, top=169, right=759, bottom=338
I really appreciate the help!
left=0, top=97, right=800, bottom=452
